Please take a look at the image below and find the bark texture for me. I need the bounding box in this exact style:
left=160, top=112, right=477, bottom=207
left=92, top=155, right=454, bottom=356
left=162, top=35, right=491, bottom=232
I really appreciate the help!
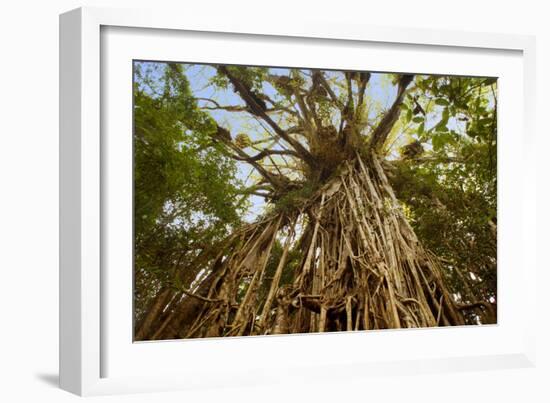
left=136, top=153, right=464, bottom=340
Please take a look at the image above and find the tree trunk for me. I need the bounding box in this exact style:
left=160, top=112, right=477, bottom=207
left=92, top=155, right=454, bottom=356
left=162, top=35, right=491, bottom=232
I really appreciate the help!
left=137, top=153, right=464, bottom=339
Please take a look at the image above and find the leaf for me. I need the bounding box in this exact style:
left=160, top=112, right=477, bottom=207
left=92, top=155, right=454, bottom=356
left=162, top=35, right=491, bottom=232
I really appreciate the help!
left=417, top=122, right=425, bottom=135
left=412, top=116, right=424, bottom=124
left=479, top=117, right=493, bottom=126
left=435, top=121, right=447, bottom=132
left=434, top=98, right=449, bottom=106
left=432, top=134, right=443, bottom=151
left=435, top=108, right=450, bottom=132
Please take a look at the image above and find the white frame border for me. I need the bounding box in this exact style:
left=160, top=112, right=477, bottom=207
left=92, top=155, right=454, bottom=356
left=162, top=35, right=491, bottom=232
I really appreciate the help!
left=59, top=6, right=537, bottom=396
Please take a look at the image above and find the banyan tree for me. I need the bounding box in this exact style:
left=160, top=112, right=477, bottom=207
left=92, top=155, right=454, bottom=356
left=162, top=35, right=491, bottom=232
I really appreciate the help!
left=133, top=62, right=497, bottom=341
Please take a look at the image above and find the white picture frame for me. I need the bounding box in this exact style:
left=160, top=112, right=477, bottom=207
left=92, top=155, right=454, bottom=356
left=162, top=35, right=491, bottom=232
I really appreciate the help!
left=59, top=6, right=537, bottom=396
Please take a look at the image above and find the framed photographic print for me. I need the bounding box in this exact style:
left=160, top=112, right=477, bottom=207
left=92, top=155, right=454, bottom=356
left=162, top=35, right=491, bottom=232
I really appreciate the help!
left=60, top=6, right=537, bottom=396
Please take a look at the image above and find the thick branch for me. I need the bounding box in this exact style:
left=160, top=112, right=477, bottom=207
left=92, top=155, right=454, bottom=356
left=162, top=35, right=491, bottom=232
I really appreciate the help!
left=344, top=72, right=355, bottom=122
left=232, top=148, right=299, bottom=163
left=218, top=66, right=317, bottom=168
left=214, top=125, right=282, bottom=187
left=214, top=125, right=301, bottom=192
left=369, top=74, right=414, bottom=152
left=317, top=73, right=343, bottom=109
left=293, top=90, right=316, bottom=134
left=356, top=72, right=371, bottom=110
left=238, top=189, right=272, bottom=198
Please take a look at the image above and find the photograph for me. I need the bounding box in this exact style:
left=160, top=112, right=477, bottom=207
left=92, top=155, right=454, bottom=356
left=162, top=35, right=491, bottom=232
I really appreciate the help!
left=132, top=61, right=498, bottom=341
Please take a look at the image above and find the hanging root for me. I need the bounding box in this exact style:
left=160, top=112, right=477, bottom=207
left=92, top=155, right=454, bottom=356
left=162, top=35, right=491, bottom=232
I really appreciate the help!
left=139, top=154, right=466, bottom=340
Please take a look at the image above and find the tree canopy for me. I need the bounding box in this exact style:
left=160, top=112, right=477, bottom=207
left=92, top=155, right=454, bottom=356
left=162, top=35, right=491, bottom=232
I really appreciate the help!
left=133, top=61, right=497, bottom=340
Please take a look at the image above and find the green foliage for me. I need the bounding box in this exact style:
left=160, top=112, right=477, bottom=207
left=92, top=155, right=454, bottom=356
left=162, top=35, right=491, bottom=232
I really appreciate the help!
left=273, top=183, right=317, bottom=214
left=133, top=62, right=245, bottom=315
left=390, top=74, right=497, bottom=311
left=391, top=149, right=496, bottom=306
left=212, top=65, right=269, bottom=92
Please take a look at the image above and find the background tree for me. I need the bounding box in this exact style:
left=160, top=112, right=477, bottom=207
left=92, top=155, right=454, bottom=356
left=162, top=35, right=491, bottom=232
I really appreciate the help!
left=133, top=62, right=497, bottom=340
left=133, top=63, right=245, bottom=338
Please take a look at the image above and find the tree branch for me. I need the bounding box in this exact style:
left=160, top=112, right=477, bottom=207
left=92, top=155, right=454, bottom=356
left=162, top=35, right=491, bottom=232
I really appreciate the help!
left=356, top=72, right=371, bottom=110
left=214, top=125, right=278, bottom=184
left=342, top=72, right=355, bottom=124
left=231, top=148, right=299, bottom=163
left=197, top=97, right=296, bottom=115
left=179, top=287, right=222, bottom=303
left=213, top=125, right=297, bottom=190
left=237, top=189, right=272, bottom=198
left=218, top=66, right=317, bottom=168
left=455, top=301, right=495, bottom=311
left=317, top=72, right=343, bottom=109
left=196, top=98, right=248, bottom=112
left=369, top=74, right=414, bottom=152
left=411, top=156, right=467, bottom=164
